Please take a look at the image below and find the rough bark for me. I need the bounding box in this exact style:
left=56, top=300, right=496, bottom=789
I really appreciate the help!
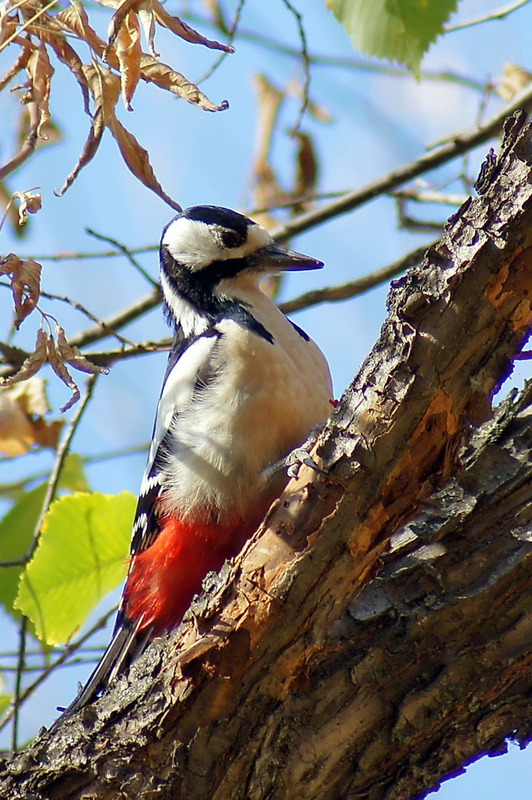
left=1, top=114, right=531, bottom=800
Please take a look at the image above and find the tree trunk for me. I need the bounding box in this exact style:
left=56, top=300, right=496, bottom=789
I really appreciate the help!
left=1, top=113, right=531, bottom=800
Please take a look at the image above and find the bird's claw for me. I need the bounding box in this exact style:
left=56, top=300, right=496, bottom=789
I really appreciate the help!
left=262, top=424, right=327, bottom=482
left=285, top=448, right=325, bottom=478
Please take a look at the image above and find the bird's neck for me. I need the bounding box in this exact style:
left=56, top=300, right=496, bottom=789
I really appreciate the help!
left=161, top=266, right=272, bottom=343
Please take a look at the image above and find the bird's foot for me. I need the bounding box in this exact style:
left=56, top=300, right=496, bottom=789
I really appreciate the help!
left=262, top=424, right=326, bottom=482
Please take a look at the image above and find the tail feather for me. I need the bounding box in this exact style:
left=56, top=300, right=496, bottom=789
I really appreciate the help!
left=55, top=511, right=259, bottom=727
left=58, top=620, right=152, bottom=722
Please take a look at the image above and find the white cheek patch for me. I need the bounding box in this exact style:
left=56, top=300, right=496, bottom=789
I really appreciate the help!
left=162, top=218, right=220, bottom=269
left=162, top=216, right=274, bottom=271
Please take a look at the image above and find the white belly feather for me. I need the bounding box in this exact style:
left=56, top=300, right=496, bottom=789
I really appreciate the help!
left=159, top=281, right=333, bottom=521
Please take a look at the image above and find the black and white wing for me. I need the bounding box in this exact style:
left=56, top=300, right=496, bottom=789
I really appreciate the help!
left=59, top=333, right=220, bottom=718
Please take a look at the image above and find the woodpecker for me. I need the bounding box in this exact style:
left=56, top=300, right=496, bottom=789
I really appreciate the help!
left=65, top=205, right=333, bottom=714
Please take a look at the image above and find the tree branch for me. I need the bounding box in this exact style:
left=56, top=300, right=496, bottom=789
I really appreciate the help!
left=271, top=84, right=532, bottom=242
left=0, top=115, right=531, bottom=799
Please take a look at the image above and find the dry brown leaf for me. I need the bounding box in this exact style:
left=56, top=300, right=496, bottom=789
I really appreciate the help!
left=202, top=0, right=230, bottom=34
left=11, top=374, right=49, bottom=416
left=0, top=45, right=31, bottom=92
left=31, top=415, right=64, bottom=449
left=139, top=54, right=229, bottom=111
left=0, top=386, right=40, bottom=455
left=85, top=61, right=122, bottom=123
left=106, top=0, right=140, bottom=47
left=251, top=74, right=285, bottom=219
left=306, top=97, right=333, bottom=124
left=55, top=1, right=108, bottom=59
left=287, top=77, right=333, bottom=124
left=46, top=333, right=80, bottom=412
left=56, top=112, right=104, bottom=196
left=254, top=74, right=284, bottom=157
left=0, top=253, right=42, bottom=328
left=137, top=4, right=157, bottom=57
left=496, top=62, right=532, bottom=101
left=1, top=325, right=107, bottom=414
left=114, top=9, right=142, bottom=110
left=294, top=132, right=318, bottom=199
left=1, top=0, right=232, bottom=193
left=102, top=0, right=233, bottom=55
left=0, top=328, right=48, bottom=388
left=0, top=1, right=18, bottom=49
left=57, top=62, right=180, bottom=207
left=13, top=188, right=42, bottom=226
left=56, top=63, right=117, bottom=196
left=0, top=181, right=23, bottom=236
left=0, top=378, right=62, bottom=454
left=48, top=325, right=107, bottom=411
left=39, top=19, right=91, bottom=115
left=16, top=107, right=62, bottom=150
left=26, top=42, right=54, bottom=138
left=55, top=325, right=109, bottom=376
left=150, top=0, right=234, bottom=52
left=108, top=116, right=181, bottom=210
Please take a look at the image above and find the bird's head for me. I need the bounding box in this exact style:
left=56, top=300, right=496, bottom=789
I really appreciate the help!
left=160, top=205, right=323, bottom=284
left=159, top=206, right=324, bottom=336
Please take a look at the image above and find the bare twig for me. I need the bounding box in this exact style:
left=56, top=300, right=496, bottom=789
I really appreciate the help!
left=85, top=229, right=159, bottom=289
left=282, top=0, right=311, bottom=134
left=279, top=241, right=435, bottom=313
left=38, top=289, right=138, bottom=347
left=0, top=103, right=39, bottom=181
left=184, top=13, right=486, bottom=90
left=445, top=0, right=531, bottom=32
left=83, top=240, right=436, bottom=362
left=392, top=188, right=469, bottom=206
left=1, top=242, right=438, bottom=374
left=0, top=443, right=148, bottom=499
left=271, top=83, right=532, bottom=243
left=83, top=341, right=169, bottom=368
left=5, top=91, right=531, bottom=376
left=194, top=0, right=243, bottom=84
left=0, top=606, right=117, bottom=734
left=10, top=617, right=27, bottom=754
left=64, top=288, right=161, bottom=351
left=26, top=245, right=157, bottom=262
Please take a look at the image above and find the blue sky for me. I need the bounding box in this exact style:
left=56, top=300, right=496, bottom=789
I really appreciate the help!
left=0, top=0, right=530, bottom=793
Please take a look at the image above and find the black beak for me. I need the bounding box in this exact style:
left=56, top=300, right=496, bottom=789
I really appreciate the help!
left=256, top=242, right=324, bottom=272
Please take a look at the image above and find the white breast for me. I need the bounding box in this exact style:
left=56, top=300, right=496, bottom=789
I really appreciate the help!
left=160, top=278, right=333, bottom=523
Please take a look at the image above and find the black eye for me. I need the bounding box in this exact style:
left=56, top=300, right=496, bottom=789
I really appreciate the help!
left=220, top=230, right=243, bottom=248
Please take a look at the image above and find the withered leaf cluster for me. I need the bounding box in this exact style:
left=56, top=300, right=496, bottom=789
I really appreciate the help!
left=0, top=377, right=62, bottom=454
left=1, top=324, right=109, bottom=412
left=0, top=254, right=108, bottom=411
left=0, top=0, right=233, bottom=206
left=0, top=251, right=42, bottom=329
left=251, top=73, right=331, bottom=223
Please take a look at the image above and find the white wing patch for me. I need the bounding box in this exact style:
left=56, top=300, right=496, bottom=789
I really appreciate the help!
left=144, top=334, right=219, bottom=480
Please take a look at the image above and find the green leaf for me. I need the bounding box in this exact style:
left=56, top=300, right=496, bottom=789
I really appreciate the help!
left=0, top=455, right=90, bottom=621
left=15, top=492, right=135, bottom=645
left=0, top=670, right=12, bottom=717
left=330, top=0, right=458, bottom=73
left=0, top=484, right=47, bottom=619
left=58, top=453, right=91, bottom=493
left=0, top=452, right=90, bottom=504
left=0, top=693, right=11, bottom=717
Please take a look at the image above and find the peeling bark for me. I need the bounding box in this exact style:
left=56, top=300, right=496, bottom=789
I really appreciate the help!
left=1, top=115, right=531, bottom=800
